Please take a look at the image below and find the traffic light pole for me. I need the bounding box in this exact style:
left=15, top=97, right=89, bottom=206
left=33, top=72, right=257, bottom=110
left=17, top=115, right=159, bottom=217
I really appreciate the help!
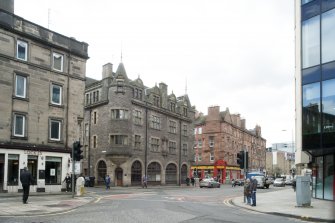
left=72, top=142, right=75, bottom=198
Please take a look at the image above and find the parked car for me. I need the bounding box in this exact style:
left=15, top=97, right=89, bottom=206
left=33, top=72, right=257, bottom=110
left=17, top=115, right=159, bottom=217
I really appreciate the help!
left=199, top=178, right=221, bottom=188
left=254, top=175, right=270, bottom=189
left=273, top=178, right=285, bottom=187
left=285, top=178, right=293, bottom=185
left=267, top=177, right=274, bottom=184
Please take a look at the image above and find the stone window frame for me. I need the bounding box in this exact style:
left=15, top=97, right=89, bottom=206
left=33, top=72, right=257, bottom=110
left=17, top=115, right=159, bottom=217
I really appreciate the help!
left=110, top=134, right=129, bottom=146
left=16, top=40, right=28, bottom=61
left=111, top=109, right=129, bottom=120
left=49, top=118, right=62, bottom=142
left=168, top=120, right=177, bottom=134
left=151, top=115, right=161, bottom=130
left=150, top=137, right=160, bottom=152
left=168, top=140, right=176, bottom=154
left=134, top=135, right=141, bottom=150
left=133, top=109, right=142, bottom=125
left=52, top=52, right=64, bottom=72
left=12, top=112, right=27, bottom=138
left=50, top=83, right=63, bottom=106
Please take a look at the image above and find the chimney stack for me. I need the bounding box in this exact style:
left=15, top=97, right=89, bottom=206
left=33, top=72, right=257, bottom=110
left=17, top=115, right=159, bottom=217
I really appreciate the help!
left=0, top=0, right=14, bottom=13
left=102, top=63, right=113, bottom=79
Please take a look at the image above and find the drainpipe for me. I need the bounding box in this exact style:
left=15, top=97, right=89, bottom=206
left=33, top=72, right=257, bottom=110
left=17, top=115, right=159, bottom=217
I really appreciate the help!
left=179, top=119, right=182, bottom=186
left=88, top=109, right=92, bottom=177
left=66, top=55, right=70, bottom=152
left=145, top=104, right=148, bottom=177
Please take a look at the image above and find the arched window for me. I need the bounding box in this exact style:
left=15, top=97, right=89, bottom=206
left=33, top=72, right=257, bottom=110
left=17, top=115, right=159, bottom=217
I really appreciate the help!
left=131, top=160, right=142, bottom=185
left=97, top=160, right=107, bottom=185
left=181, top=164, right=188, bottom=184
left=147, top=162, right=161, bottom=185
left=165, top=163, right=177, bottom=184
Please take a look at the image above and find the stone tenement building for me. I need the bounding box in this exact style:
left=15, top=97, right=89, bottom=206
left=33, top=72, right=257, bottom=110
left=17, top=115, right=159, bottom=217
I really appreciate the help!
left=193, top=106, right=266, bottom=182
left=83, top=63, right=195, bottom=186
left=266, top=151, right=295, bottom=177
left=0, top=1, right=88, bottom=193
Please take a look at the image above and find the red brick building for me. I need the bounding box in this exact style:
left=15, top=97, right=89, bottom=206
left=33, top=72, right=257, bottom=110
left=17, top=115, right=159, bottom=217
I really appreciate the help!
left=192, top=106, right=266, bottom=183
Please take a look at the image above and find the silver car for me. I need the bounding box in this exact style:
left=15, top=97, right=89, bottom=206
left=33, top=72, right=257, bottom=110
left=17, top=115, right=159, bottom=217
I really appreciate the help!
left=199, top=178, right=221, bottom=188
left=273, top=178, right=285, bottom=187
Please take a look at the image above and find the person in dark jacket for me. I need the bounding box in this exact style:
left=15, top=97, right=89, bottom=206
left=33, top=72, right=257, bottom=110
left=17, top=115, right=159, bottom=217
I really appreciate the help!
left=63, top=173, right=71, bottom=192
left=20, top=167, right=34, bottom=204
left=251, top=176, right=257, bottom=206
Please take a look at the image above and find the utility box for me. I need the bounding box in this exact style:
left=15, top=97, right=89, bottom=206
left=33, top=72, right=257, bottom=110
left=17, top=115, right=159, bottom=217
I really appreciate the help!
left=296, top=176, right=311, bottom=207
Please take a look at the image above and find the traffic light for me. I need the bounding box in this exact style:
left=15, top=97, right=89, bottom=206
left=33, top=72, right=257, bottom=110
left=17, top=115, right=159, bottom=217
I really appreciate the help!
left=73, top=141, right=83, bottom=161
left=237, top=150, right=244, bottom=169
left=245, top=151, right=249, bottom=170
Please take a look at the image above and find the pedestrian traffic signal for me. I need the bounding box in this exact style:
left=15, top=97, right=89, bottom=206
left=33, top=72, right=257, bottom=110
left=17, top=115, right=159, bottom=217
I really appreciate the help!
left=73, top=141, right=83, bottom=161
left=237, top=150, right=244, bottom=169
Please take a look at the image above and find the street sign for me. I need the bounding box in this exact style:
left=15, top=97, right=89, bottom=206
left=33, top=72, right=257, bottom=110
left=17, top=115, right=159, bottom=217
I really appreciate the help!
left=69, top=161, right=81, bottom=174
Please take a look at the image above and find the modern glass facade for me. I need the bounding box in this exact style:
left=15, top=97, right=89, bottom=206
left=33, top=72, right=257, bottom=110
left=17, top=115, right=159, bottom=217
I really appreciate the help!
left=300, top=0, right=335, bottom=201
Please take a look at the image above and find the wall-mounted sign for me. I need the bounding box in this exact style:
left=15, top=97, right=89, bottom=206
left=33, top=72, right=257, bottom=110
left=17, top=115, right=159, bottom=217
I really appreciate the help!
left=50, top=168, right=55, bottom=176
left=24, top=150, right=42, bottom=156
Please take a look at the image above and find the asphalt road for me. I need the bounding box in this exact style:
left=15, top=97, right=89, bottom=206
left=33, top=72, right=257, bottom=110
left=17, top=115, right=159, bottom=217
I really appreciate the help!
left=1, top=184, right=312, bottom=223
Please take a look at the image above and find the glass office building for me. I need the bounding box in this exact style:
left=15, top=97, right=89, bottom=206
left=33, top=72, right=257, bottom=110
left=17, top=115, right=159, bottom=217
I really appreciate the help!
left=296, top=0, right=335, bottom=200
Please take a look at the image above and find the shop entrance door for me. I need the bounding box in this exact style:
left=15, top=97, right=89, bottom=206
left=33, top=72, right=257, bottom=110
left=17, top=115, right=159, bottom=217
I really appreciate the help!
left=28, top=155, right=38, bottom=185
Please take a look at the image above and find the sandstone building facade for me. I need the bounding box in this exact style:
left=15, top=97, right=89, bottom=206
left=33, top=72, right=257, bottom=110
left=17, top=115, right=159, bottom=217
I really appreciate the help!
left=0, top=2, right=88, bottom=193
left=83, top=63, right=195, bottom=186
left=193, top=106, right=266, bottom=183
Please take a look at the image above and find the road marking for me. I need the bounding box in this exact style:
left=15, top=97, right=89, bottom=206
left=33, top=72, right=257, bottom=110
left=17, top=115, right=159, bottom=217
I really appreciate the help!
left=94, top=196, right=102, bottom=204
left=222, top=198, right=236, bottom=207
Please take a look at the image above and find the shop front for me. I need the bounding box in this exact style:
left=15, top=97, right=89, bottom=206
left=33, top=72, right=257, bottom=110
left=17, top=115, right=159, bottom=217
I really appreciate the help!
left=191, top=160, right=241, bottom=184
left=0, top=148, right=71, bottom=193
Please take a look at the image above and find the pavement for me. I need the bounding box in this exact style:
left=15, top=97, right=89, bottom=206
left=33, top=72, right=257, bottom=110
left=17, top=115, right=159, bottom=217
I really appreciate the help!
left=231, top=187, right=335, bottom=222
left=0, top=190, right=95, bottom=217
left=0, top=186, right=334, bottom=222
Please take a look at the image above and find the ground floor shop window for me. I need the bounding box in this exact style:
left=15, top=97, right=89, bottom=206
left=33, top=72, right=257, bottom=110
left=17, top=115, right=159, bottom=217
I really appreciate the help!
left=315, top=157, right=324, bottom=199
left=324, top=154, right=334, bottom=200
left=7, top=154, right=19, bottom=186
left=45, top=156, right=62, bottom=185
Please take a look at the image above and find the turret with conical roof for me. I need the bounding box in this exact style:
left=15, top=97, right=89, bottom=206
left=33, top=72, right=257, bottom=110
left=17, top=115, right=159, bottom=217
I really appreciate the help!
left=115, top=62, right=128, bottom=79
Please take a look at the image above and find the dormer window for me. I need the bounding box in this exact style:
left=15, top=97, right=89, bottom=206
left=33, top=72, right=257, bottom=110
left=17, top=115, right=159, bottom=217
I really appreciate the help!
left=153, top=95, right=160, bottom=107
left=183, top=107, right=188, bottom=117
left=170, top=102, right=176, bottom=112
left=133, top=88, right=142, bottom=100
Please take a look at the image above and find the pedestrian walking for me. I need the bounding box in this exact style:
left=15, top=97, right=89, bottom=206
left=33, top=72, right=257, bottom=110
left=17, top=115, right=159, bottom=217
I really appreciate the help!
left=244, top=178, right=252, bottom=205
left=142, top=175, right=148, bottom=188
left=191, top=177, right=195, bottom=187
left=63, top=173, right=71, bottom=192
left=231, top=178, right=235, bottom=187
left=251, top=176, right=257, bottom=206
left=292, top=177, right=296, bottom=192
left=20, top=167, right=34, bottom=204
left=105, top=175, right=111, bottom=190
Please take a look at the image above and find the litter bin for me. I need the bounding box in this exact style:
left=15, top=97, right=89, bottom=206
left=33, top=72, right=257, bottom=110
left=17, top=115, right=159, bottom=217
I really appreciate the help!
left=84, top=177, right=90, bottom=187
left=89, top=176, right=95, bottom=187
left=296, top=176, right=311, bottom=207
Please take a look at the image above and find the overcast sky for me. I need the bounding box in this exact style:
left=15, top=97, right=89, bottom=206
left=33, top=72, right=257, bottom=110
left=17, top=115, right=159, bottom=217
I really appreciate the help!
left=15, top=0, right=295, bottom=147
